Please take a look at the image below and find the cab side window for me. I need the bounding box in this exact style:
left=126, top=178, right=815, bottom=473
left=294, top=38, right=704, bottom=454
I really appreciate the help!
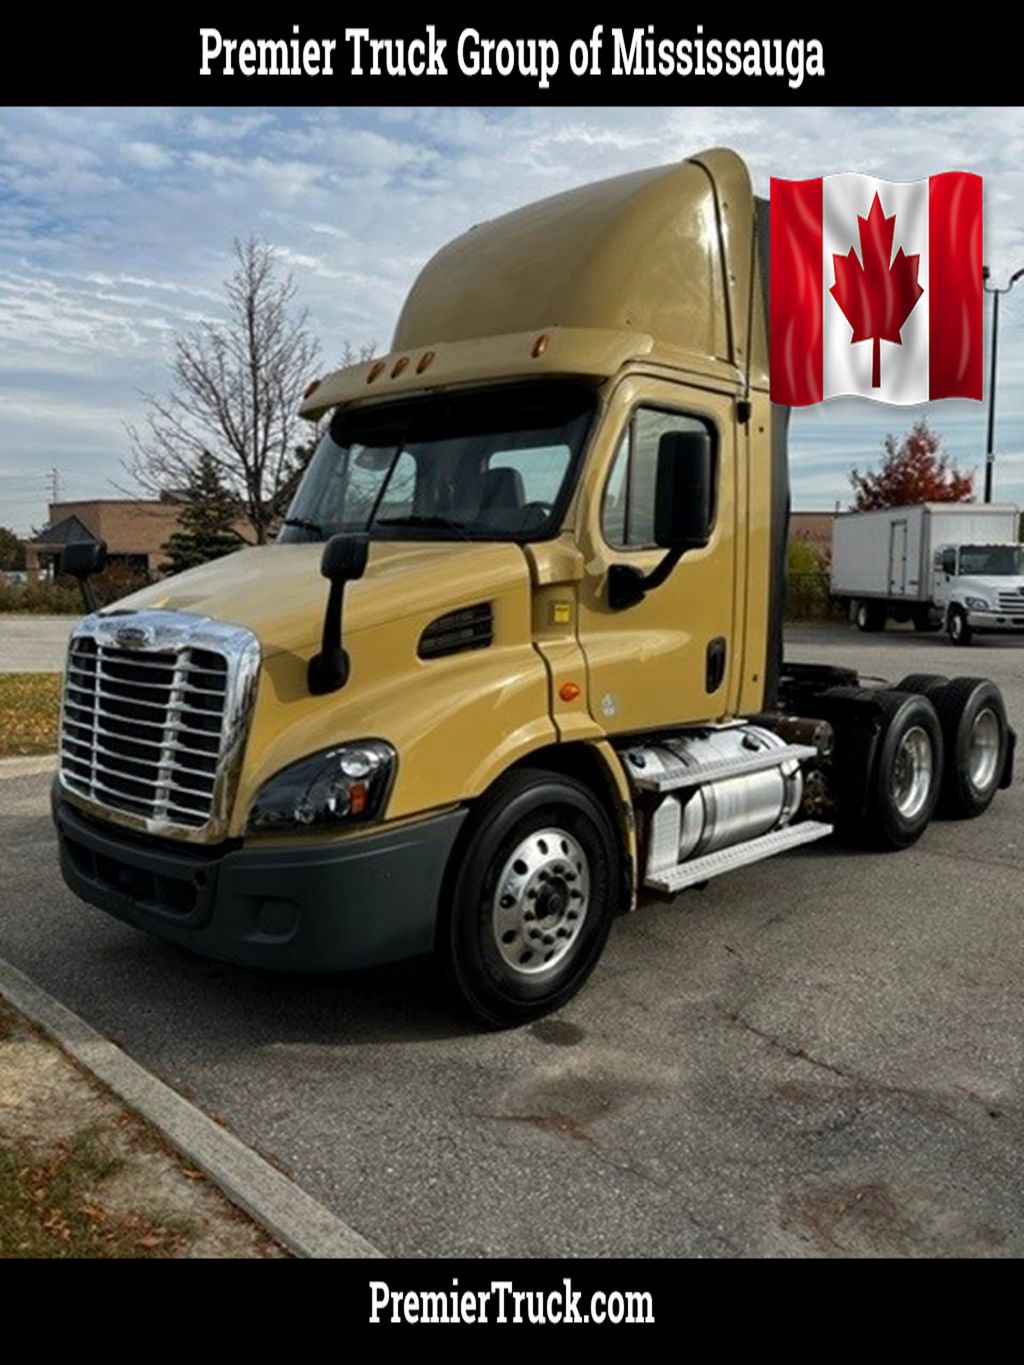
left=602, top=408, right=715, bottom=549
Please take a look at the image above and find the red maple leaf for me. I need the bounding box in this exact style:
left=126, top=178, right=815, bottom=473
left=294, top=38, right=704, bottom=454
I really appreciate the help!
left=830, top=193, right=924, bottom=388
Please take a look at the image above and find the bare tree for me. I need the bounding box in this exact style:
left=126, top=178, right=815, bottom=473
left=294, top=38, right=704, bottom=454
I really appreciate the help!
left=338, top=340, right=377, bottom=367
left=127, top=238, right=320, bottom=544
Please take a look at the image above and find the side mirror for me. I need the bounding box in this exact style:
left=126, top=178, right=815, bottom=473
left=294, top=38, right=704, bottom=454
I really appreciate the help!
left=60, top=539, right=108, bottom=581
left=308, top=533, right=369, bottom=695
left=607, top=430, right=714, bottom=610
left=653, top=430, right=714, bottom=551
left=321, top=532, right=369, bottom=584
left=59, top=539, right=107, bottom=613
left=940, top=549, right=957, bottom=576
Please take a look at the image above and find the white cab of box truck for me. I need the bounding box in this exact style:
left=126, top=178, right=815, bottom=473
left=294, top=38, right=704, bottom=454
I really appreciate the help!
left=831, top=503, right=1024, bottom=645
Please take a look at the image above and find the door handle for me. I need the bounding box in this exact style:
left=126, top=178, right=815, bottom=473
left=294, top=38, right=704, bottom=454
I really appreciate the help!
left=706, top=637, right=727, bottom=694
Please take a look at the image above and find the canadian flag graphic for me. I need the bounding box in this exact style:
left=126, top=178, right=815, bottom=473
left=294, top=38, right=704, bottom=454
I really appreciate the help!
left=770, top=173, right=983, bottom=405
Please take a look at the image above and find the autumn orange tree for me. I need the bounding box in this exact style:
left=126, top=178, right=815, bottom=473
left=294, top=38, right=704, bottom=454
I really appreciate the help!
left=849, top=420, right=974, bottom=510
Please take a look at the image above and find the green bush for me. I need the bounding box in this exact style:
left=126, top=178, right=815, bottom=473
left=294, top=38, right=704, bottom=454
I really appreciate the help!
left=0, top=579, right=81, bottom=614
left=785, top=539, right=840, bottom=621
left=0, top=564, right=149, bottom=614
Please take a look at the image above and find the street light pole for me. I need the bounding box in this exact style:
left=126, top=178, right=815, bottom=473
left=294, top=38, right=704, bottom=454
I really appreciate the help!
left=983, top=264, right=1024, bottom=504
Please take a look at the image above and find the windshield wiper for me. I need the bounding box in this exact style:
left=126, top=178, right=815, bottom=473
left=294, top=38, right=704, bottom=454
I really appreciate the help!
left=374, top=514, right=469, bottom=532
left=283, top=516, right=327, bottom=539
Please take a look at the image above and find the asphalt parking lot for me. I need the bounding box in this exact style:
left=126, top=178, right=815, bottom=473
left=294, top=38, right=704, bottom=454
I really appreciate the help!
left=1, top=622, right=1022, bottom=1257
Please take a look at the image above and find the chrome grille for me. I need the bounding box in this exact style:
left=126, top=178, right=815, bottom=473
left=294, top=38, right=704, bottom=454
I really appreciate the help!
left=59, top=611, right=260, bottom=840
left=996, top=589, right=1024, bottom=612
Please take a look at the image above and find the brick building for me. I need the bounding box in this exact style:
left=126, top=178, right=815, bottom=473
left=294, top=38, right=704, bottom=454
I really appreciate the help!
left=788, top=511, right=836, bottom=561
left=24, top=496, right=252, bottom=581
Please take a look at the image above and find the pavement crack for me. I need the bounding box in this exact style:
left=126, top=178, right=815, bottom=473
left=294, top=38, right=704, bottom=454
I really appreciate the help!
left=725, top=1010, right=849, bottom=1080
left=919, top=845, right=1024, bottom=875
left=724, top=1009, right=998, bottom=1127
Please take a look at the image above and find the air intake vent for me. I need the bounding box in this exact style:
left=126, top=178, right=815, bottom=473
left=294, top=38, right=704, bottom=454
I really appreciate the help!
left=418, top=603, right=493, bottom=660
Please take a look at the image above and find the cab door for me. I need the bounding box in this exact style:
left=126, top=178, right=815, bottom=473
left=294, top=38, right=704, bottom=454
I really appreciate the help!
left=932, top=545, right=957, bottom=609
left=575, top=375, right=740, bottom=733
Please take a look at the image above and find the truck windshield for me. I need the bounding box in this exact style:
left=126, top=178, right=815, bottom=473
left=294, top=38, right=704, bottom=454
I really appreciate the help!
left=958, top=545, right=1024, bottom=576
left=279, top=382, right=594, bottom=543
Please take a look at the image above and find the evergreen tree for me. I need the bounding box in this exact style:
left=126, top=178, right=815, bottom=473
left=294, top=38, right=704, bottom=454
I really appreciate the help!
left=0, top=526, right=25, bottom=571
left=161, top=453, right=245, bottom=575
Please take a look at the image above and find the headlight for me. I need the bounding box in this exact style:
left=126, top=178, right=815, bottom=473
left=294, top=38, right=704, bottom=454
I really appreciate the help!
left=247, top=740, right=396, bottom=834
left=965, top=596, right=990, bottom=611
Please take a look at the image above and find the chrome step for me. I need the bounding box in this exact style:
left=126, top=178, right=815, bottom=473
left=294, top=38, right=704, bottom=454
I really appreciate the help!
left=644, top=820, right=833, bottom=895
left=626, top=742, right=819, bottom=793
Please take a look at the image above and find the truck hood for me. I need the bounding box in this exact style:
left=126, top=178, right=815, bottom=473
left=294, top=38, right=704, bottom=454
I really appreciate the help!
left=106, top=541, right=530, bottom=656
left=955, top=575, right=1024, bottom=600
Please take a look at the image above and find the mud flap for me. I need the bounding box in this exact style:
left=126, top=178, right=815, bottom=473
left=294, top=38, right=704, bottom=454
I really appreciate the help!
left=1000, top=725, right=1016, bottom=790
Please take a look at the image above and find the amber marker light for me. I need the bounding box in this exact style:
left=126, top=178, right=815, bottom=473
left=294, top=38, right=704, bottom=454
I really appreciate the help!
left=559, top=682, right=581, bottom=702
left=391, top=356, right=409, bottom=377
left=366, top=361, right=387, bottom=384
left=416, top=351, right=436, bottom=374
left=532, top=333, right=550, bottom=358
left=302, top=378, right=321, bottom=399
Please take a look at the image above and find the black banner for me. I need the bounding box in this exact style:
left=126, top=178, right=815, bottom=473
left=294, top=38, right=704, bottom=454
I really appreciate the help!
left=6, top=11, right=1015, bottom=106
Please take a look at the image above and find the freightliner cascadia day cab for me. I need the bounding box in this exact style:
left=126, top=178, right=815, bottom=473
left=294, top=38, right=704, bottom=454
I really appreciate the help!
left=53, top=150, right=1015, bottom=1025
left=831, top=502, right=1024, bottom=645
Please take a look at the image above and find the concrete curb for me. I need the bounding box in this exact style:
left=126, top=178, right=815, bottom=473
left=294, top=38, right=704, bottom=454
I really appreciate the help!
left=0, top=755, right=57, bottom=778
left=0, top=956, right=383, bottom=1259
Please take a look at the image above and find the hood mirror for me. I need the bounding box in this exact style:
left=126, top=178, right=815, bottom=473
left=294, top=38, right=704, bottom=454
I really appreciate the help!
left=59, top=539, right=108, bottom=614
left=308, top=533, right=369, bottom=695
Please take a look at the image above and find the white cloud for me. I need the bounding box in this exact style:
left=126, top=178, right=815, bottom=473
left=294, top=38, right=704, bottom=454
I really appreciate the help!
left=187, top=111, right=276, bottom=142
left=122, top=141, right=175, bottom=171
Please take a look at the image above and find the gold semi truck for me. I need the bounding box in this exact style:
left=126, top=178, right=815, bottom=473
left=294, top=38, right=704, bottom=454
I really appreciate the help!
left=53, top=149, right=1014, bottom=1024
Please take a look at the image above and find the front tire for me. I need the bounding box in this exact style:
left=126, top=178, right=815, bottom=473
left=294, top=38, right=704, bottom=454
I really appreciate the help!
left=948, top=606, right=973, bottom=646
left=442, top=768, right=619, bottom=1027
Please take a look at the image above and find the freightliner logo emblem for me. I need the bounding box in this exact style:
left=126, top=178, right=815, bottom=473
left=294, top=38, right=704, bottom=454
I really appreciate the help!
left=114, top=624, right=154, bottom=650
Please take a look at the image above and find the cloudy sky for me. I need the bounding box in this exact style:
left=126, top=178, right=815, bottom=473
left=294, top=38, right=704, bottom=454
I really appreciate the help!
left=2, top=104, right=1024, bottom=534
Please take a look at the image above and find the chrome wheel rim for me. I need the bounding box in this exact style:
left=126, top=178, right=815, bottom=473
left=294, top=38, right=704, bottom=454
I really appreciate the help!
left=891, top=725, right=934, bottom=820
left=951, top=613, right=963, bottom=639
left=969, top=707, right=1000, bottom=792
left=492, top=828, right=590, bottom=976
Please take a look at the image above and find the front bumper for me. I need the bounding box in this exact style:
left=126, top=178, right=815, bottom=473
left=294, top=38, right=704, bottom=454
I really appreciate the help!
left=965, top=610, right=1024, bottom=632
left=54, top=794, right=467, bottom=972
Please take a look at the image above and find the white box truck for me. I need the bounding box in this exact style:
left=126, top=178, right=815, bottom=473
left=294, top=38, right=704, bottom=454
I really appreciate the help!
left=831, top=503, right=1024, bottom=645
